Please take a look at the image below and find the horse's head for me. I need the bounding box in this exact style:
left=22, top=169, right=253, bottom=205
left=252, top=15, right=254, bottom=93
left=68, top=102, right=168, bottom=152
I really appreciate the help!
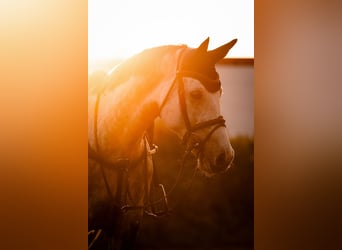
left=160, top=38, right=237, bottom=176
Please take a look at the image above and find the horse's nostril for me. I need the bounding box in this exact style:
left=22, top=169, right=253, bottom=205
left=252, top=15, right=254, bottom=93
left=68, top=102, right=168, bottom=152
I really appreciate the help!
left=216, top=153, right=226, bottom=167
left=211, top=150, right=234, bottom=173
left=211, top=153, right=228, bottom=173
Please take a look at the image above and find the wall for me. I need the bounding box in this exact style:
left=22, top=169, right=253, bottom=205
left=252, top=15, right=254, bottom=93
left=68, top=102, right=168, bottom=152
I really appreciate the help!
left=217, top=60, right=254, bottom=137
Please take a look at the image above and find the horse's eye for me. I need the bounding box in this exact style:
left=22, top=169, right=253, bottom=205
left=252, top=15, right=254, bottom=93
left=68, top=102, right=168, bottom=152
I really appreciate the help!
left=190, top=90, right=203, bottom=99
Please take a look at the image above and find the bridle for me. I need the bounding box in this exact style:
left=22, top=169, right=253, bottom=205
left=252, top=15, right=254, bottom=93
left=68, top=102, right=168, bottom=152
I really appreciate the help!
left=160, top=48, right=227, bottom=155
left=143, top=47, right=228, bottom=203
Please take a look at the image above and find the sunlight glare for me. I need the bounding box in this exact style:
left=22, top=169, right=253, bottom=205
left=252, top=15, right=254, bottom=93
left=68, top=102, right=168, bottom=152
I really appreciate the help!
left=89, top=0, right=253, bottom=63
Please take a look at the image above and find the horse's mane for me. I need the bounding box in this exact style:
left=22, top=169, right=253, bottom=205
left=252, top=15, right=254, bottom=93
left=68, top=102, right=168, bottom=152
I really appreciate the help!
left=88, top=45, right=187, bottom=95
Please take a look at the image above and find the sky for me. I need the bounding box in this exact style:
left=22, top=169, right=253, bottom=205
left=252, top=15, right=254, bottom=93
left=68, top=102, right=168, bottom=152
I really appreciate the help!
left=89, top=0, right=254, bottom=62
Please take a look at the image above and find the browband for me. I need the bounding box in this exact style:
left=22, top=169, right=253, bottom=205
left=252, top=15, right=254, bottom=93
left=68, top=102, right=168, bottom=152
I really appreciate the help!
left=176, top=70, right=221, bottom=93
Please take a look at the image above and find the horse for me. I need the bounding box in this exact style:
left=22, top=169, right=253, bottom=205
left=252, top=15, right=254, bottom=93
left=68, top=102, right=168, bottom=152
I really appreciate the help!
left=88, top=37, right=237, bottom=249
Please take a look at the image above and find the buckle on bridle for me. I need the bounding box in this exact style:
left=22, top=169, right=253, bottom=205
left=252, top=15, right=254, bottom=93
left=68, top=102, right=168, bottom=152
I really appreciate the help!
left=183, top=133, right=202, bottom=154
left=148, top=144, right=159, bottom=155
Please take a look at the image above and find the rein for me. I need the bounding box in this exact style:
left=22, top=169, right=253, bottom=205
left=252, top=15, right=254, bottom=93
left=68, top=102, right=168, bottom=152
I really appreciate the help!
left=88, top=88, right=169, bottom=216
left=88, top=128, right=166, bottom=216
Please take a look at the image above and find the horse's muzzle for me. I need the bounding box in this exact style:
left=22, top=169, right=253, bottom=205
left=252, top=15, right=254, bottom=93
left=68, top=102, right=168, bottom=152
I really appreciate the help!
left=210, top=148, right=235, bottom=173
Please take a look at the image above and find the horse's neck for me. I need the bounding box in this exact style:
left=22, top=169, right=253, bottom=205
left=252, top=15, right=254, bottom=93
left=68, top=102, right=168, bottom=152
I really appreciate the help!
left=89, top=50, right=180, bottom=161
left=92, top=78, right=160, bottom=160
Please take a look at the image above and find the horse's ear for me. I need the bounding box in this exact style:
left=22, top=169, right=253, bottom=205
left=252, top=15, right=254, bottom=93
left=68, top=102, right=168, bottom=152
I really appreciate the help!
left=208, top=39, right=237, bottom=63
left=197, top=37, right=210, bottom=52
